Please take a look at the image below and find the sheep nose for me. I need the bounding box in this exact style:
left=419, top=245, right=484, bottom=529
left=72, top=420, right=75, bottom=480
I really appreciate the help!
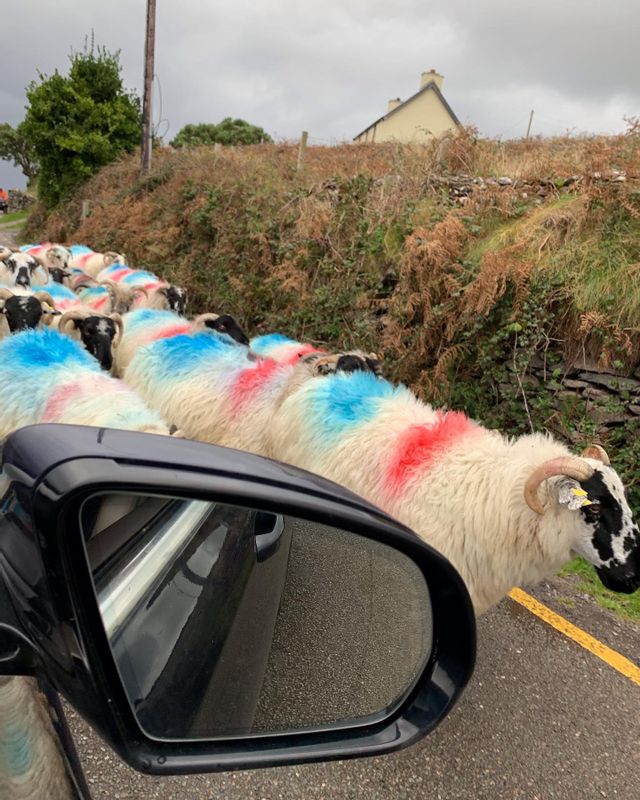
left=16, top=275, right=30, bottom=287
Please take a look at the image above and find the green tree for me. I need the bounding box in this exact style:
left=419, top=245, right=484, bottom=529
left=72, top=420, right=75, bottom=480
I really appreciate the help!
left=0, top=122, right=39, bottom=184
left=22, top=41, right=141, bottom=206
left=170, top=118, right=272, bottom=148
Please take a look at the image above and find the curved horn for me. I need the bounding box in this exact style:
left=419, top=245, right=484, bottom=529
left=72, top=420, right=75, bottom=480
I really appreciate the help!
left=109, top=312, right=124, bottom=348
left=581, top=445, right=610, bottom=466
left=133, top=286, right=148, bottom=298
left=192, top=312, right=220, bottom=329
left=524, top=457, right=595, bottom=515
left=33, top=291, right=57, bottom=309
left=58, top=308, right=88, bottom=333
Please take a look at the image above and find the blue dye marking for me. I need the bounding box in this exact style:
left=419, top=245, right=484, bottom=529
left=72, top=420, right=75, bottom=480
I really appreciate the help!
left=18, top=244, right=36, bottom=252
left=2, top=723, right=34, bottom=776
left=148, top=330, right=238, bottom=374
left=0, top=328, right=99, bottom=372
left=250, top=333, right=295, bottom=354
left=42, top=281, right=77, bottom=301
left=307, top=372, right=401, bottom=440
left=69, top=244, right=93, bottom=255
left=121, top=270, right=158, bottom=284
left=125, top=309, right=178, bottom=329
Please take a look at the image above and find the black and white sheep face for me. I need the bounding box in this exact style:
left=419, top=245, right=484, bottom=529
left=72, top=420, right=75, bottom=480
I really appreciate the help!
left=564, top=468, right=640, bottom=594
left=49, top=266, right=72, bottom=285
left=75, top=316, right=118, bottom=371
left=164, top=286, right=187, bottom=315
left=203, top=314, right=249, bottom=345
left=1, top=254, right=39, bottom=288
left=0, top=295, right=44, bottom=332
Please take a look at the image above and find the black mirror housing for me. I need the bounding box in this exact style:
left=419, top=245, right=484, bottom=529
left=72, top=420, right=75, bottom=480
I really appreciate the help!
left=0, top=424, right=475, bottom=775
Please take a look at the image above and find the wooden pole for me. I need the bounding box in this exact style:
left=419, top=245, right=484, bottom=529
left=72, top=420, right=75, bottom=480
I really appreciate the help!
left=81, top=200, right=90, bottom=219
left=297, top=131, right=308, bottom=172
left=141, top=0, right=157, bottom=174
left=525, top=109, right=534, bottom=140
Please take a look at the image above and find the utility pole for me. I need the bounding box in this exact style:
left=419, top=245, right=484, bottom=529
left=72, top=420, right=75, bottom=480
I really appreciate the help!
left=141, top=0, right=157, bottom=174
left=525, top=109, right=534, bottom=140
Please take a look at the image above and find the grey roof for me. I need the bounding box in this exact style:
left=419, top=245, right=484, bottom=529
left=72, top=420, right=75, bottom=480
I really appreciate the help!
left=353, top=80, right=461, bottom=141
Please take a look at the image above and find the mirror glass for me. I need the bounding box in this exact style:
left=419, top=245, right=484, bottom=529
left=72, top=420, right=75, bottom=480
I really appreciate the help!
left=81, top=492, right=432, bottom=740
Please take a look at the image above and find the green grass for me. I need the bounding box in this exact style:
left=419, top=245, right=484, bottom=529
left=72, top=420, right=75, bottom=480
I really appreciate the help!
left=559, top=557, right=640, bottom=621
left=0, top=210, right=28, bottom=225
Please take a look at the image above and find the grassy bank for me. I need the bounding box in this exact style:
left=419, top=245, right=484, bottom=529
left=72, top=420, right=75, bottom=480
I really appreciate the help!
left=25, top=132, right=640, bottom=621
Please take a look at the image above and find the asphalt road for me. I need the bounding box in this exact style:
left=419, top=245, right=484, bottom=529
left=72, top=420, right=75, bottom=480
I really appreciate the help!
left=65, top=574, right=640, bottom=800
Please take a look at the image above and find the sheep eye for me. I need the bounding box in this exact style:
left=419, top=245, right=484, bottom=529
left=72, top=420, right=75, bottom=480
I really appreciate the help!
left=584, top=503, right=602, bottom=519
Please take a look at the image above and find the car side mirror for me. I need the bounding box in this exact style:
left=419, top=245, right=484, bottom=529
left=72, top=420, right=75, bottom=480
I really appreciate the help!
left=0, top=424, right=475, bottom=774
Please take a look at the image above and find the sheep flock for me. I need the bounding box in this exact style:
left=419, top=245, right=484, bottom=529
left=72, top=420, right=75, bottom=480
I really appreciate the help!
left=1, top=241, right=639, bottom=614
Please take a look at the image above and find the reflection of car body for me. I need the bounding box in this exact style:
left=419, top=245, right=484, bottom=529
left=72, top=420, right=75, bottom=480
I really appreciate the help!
left=87, top=495, right=292, bottom=738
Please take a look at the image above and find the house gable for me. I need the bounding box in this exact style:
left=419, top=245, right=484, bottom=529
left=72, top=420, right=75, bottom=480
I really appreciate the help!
left=354, top=79, right=461, bottom=143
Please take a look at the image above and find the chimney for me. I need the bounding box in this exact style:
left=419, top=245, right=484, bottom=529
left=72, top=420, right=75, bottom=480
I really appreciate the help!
left=420, top=69, right=444, bottom=90
left=387, top=97, right=402, bottom=112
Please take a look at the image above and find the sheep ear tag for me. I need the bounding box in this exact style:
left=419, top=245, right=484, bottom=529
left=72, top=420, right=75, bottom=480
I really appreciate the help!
left=556, top=479, right=593, bottom=511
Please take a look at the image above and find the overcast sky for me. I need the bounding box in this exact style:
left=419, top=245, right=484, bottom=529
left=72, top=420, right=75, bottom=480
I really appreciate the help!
left=1, top=0, right=638, bottom=188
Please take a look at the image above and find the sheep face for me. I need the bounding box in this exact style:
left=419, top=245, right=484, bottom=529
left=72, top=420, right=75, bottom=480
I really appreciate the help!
left=163, top=285, right=187, bottom=315
left=71, top=315, right=120, bottom=371
left=49, top=266, right=72, bottom=285
left=45, top=245, right=71, bottom=271
left=0, top=294, right=44, bottom=332
left=1, top=253, right=39, bottom=288
left=202, top=314, right=249, bottom=345
left=305, top=351, right=382, bottom=377
left=563, top=466, right=640, bottom=594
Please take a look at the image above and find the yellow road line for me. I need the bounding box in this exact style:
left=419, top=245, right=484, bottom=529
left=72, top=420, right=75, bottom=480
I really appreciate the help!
left=508, top=587, right=640, bottom=687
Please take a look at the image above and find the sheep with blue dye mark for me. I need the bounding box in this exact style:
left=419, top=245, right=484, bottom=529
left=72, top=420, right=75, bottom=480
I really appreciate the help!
left=96, top=265, right=187, bottom=315
left=261, top=368, right=640, bottom=613
left=75, top=280, right=147, bottom=315
left=0, top=327, right=171, bottom=440
left=113, top=308, right=249, bottom=376
left=69, top=249, right=126, bottom=277
left=123, top=330, right=384, bottom=456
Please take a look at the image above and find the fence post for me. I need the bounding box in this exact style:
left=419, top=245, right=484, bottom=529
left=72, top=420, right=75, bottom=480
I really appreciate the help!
left=297, top=131, right=309, bottom=172
left=81, top=200, right=91, bottom=220
left=214, top=143, right=222, bottom=154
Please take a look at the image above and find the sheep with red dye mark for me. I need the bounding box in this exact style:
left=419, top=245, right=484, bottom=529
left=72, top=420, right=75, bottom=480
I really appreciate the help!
left=21, top=243, right=72, bottom=284
left=69, top=249, right=126, bottom=277
left=123, top=329, right=384, bottom=458
left=262, top=369, right=640, bottom=613
left=113, top=309, right=249, bottom=376
left=0, top=327, right=171, bottom=440
left=96, top=265, right=187, bottom=315
left=75, top=281, right=147, bottom=316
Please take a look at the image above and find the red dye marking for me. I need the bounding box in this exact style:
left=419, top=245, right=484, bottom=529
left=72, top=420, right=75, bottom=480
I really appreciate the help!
left=149, top=323, right=192, bottom=341
left=74, top=253, right=92, bottom=269
left=385, top=412, right=480, bottom=496
left=88, top=295, right=108, bottom=310
left=281, top=344, right=324, bottom=366
left=230, top=358, right=280, bottom=412
left=42, top=381, right=85, bottom=422
left=107, top=267, right=131, bottom=282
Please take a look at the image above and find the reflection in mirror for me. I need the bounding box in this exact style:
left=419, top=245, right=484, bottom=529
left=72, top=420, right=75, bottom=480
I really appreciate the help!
left=82, top=493, right=432, bottom=741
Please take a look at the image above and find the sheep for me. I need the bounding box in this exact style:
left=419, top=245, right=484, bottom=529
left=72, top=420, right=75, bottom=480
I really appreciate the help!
left=56, top=308, right=123, bottom=372
left=0, top=252, right=48, bottom=288
left=123, top=332, right=382, bottom=458
left=249, top=332, right=382, bottom=374
left=0, top=327, right=171, bottom=440
left=69, top=250, right=126, bottom=278
left=259, top=368, right=640, bottom=614
left=96, top=265, right=187, bottom=314
left=113, top=308, right=248, bottom=376
left=75, top=280, right=147, bottom=315
left=21, top=243, right=72, bottom=283
left=0, top=288, right=58, bottom=337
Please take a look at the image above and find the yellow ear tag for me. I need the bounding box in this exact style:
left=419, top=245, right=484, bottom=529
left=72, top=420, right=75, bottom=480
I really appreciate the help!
left=571, top=487, right=593, bottom=507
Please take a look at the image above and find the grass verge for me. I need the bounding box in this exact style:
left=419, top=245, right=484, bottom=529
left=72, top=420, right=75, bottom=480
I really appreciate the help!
left=0, top=210, right=29, bottom=226
left=560, top=557, right=640, bottom=621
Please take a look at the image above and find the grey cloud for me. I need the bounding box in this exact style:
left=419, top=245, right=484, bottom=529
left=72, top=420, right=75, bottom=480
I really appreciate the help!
left=1, top=0, right=638, bottom=188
